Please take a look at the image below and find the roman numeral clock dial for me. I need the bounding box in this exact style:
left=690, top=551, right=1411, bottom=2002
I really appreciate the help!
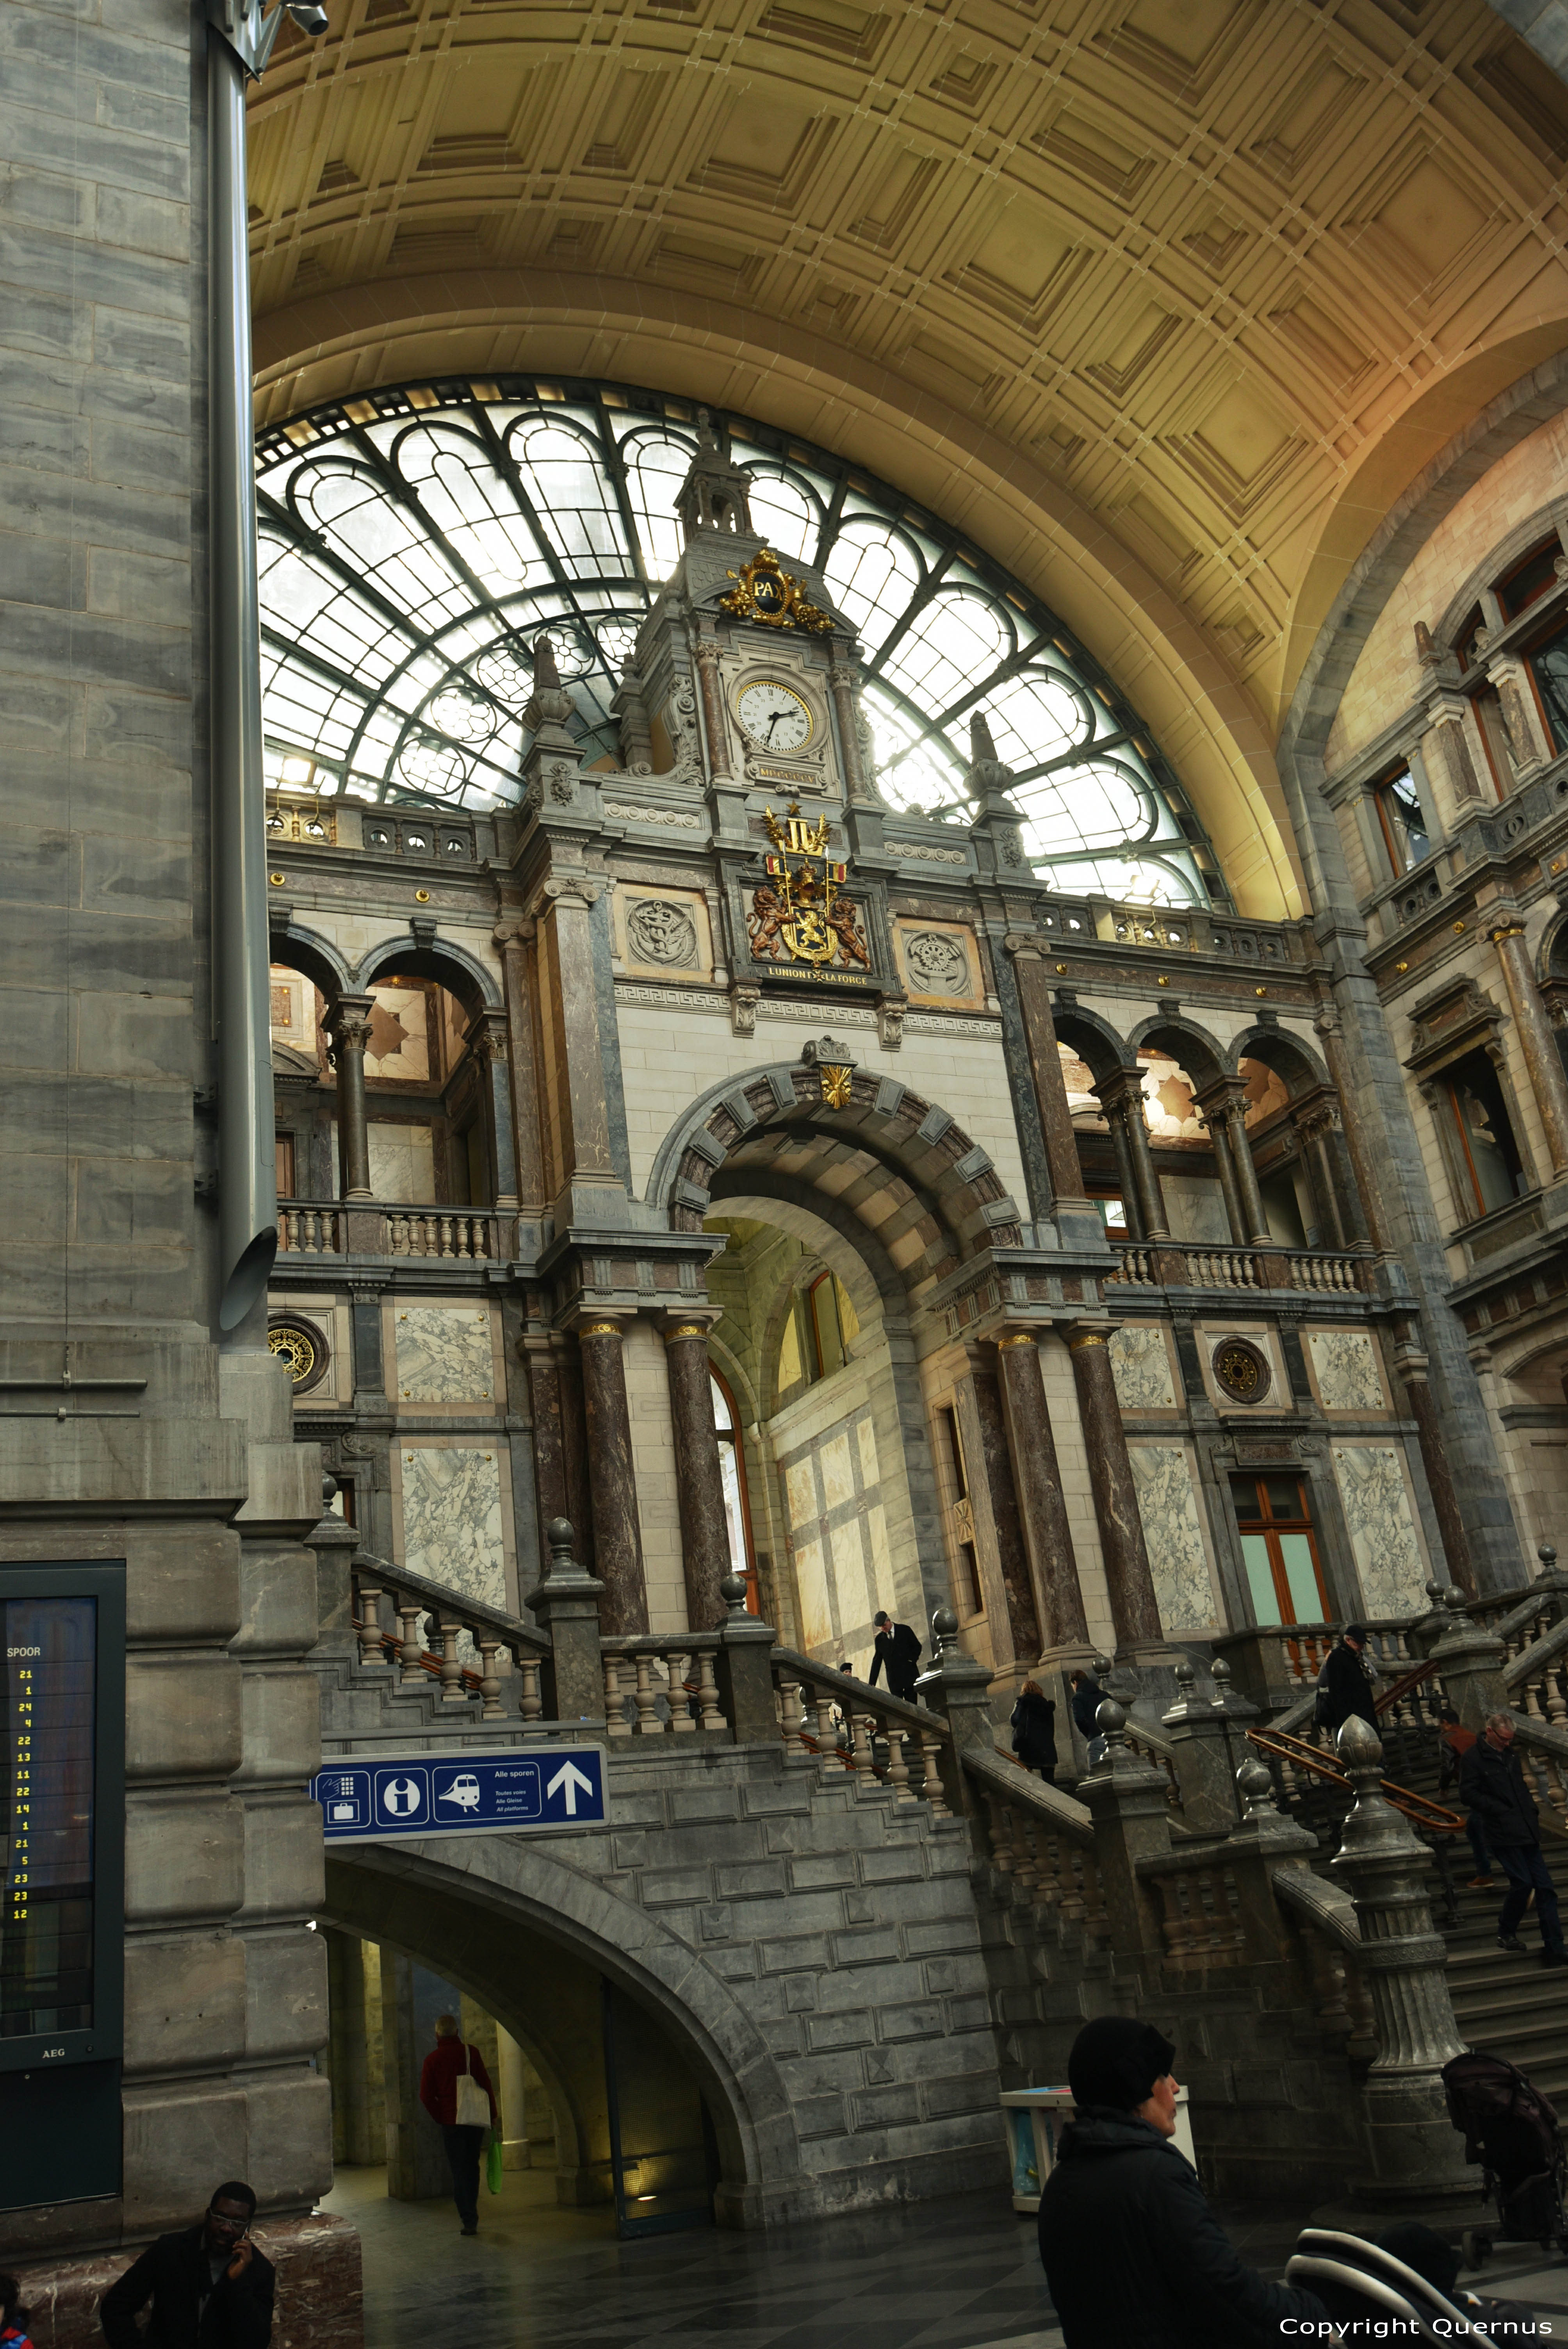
left=736, top=680, right=813, bottom=754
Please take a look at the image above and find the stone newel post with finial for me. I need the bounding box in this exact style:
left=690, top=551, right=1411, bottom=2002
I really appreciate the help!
left=916, top=1605, right=1003, bottom=1824
left=524, top=1517, right=606, bottom=1727
left=1080, top=1693, right=1175, bottom=1957
left=1159, top=1656, right=1260, bottom=1834
left=1329, top=1715, right=1473, bottom=2204
left=716, top=1571, right=779, bottom=1743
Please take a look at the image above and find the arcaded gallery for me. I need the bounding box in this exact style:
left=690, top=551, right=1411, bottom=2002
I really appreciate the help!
left=13, top=1, right=1568, bottom=2344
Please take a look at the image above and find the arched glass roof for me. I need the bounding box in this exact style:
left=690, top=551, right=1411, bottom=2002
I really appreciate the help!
left=255, top=377, right=1226, bottom=907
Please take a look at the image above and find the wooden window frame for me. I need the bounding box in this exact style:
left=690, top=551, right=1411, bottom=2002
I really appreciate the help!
left=1231, top=1472, right=1328, bottom=1628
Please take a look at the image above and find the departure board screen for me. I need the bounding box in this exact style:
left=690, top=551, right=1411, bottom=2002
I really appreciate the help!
left=0, top=1599, right=95, bottom=2039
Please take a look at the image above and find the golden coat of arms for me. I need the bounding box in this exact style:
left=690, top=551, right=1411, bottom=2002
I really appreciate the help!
left=748, top=804, right=872, bottom=973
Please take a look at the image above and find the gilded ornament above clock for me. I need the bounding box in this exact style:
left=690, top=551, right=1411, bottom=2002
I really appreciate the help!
left=719, top=546, right=833, bottom=634
left=736, top=679, right=813, bottom=753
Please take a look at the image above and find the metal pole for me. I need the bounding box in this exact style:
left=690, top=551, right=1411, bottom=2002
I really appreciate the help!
left=206, top=1, right=327, bottom=1329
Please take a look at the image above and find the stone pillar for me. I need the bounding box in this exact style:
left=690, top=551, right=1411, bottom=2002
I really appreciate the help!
left=464, top=1009, right=518, bottom=1212
left=1329, top=1718, right=1472, bottom=2205
left=716, top=1571, right=779, bottom=1743
left=1067, top=1324, right=1164, bottom=1654
left=993, top=1332, right=1089, bottom=1654
left=1297, top=1109, right=1348, bottom=1250
left=1099, top=1068, right=1169, bottom=1237
left=829, top=657, right=872, bottom=804
left=382, top=1953, right=460, bottom=2201
left=1426, top=1586, right=1509, bottom=1729
left=1009, top=952, right=1095, bottom=1211
left=1079, top=1698, right=1173, bottom=1959
left=1312, top=1006, right=1390, bottom=1253
left=1106, top=1102, right=1147, bottom=1239
left=970, top=1367, right=1042, bottom=1663
left=916, top=1605, right=1005, bottom=1825
left=1159, top=1657, right=1260, bottom=1836
left=1207, top=1110, right=1250, bottom=1243
left=662, top=1319, right=731, bottom=1632
left=525, top=1517, right=607, bottom=1726
left=1489, top=915, right=1568, bottom=1176
left=1392, top=1334, right=1475, bottom=1593
left=533, top=875, right=619, bottom=1220
left=691, top=631, right=733, bottom=785
left=1215, top=1091, right=1270, bottom=1243
left=556, top=1333, right=595, bottom=1570
left=576, top=1317, right=648, bottom=1634
left=494, top=919, right=547, bottom=1220
left=523, top=1335, right=568, bottom=1545
left=325, top=994, right=375, bottom=1200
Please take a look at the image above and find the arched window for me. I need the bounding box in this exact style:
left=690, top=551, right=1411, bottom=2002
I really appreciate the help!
left=710, top=1368, right=757, bottom=1614
left=774, top=1274, right=861, bottom=1410
left=254, top=378, right=1224, bottom=905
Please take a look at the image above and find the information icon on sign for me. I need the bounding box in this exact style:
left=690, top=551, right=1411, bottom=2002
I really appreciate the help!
left=380, top=1776, right=424, bottom=1819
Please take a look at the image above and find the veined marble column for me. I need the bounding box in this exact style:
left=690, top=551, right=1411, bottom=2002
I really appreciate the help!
left=465, top=1009, right=517, bottom=1210
left=663, top=1321, right=731, bottom=1631
left=324, top=993, right=375, bottom=1201
left=523, top=1337, right=568, bottom=1536
left=578, top=1317, right=646, bottom=1633
left=970, top=1367, right=1041, bottom=1663
left=828, top=658, right=872, bottom=805
left=1215, top=1091, right=1270, bottom=1245
left=555, top=1333, right=595, bottom=1572
left=1207, top=1111, right=1250, bottom=1244
left=1490, top=916, right=1568, bottom=1175
left=1296, top=1108, right=1347, bottom=1250
left=1313, top=1006, right=1390, bottom=1251
left=994, top=1332, right=1088, bottom=1653
left=691, top=633, right=734, bottom=785
left=1098, top=1067, right=1169, bottom=1238
left=494, top=916, right=548, bottom=1214
left=1067, top=1324, right=1163, bottom=1653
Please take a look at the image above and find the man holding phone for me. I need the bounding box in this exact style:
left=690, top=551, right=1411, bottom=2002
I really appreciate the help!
left=100, top=2182, right=275, bottom=2349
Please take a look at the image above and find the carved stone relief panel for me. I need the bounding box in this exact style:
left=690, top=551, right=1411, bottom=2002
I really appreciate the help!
left=894, top=918, right=985, bottom=1009
left=613, top=883, right=715, bottom=980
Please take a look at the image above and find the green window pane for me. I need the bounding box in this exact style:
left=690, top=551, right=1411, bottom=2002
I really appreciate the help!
left=1241, top=1533, right=1279, bottom=1626
left=1278, top=1534, right=1322, bottom=1625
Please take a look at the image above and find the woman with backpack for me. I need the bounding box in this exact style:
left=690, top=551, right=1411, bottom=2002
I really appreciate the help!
left=1010, top=1678, right=1058, bottom=1784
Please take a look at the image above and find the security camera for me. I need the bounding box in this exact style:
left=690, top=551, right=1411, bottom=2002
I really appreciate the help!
left=285, top=2, right=329, bottom=30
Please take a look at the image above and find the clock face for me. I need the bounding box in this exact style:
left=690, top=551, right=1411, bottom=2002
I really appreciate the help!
left=736, top=679, right=813, bottom=753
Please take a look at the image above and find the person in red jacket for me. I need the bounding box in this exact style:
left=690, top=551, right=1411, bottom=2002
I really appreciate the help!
left=419, top=2014, right=498, bottom=2235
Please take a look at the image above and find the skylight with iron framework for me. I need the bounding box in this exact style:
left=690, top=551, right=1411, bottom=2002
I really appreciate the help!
left=255, top=378, right=1227, bottom=908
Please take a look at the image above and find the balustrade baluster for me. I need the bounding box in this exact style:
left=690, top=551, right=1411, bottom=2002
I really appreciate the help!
left=984, top=1795, right=1015, bottom=1882
left=776, top=1674, right=809, bottom=1762
left=916, top=1728, right=950, bottom=1818
left=1161, top=1878, right=1196, bottom=1966
left=397, top=1605, right=424, bottom=1684
left=812, top=1689, right=839, bottom=1763
left=1010, top=1810, right=1040, bottom=1896
left=1033, top=1829, right=1063, bottom=1912
left=633, top=1652, right=662, bottom=1736
left=517, top=1656, right=543, bottom=1723
left=849, top=1713, right=877, bottom=1787
left=886, top=1724, right=914, bottom=1801
left=1057, top=1841, right=1087, bottom=1924
left=666, top=1649, right=697, bottom=1733
left=356, top=1585, right=385, bottom=1668
left=477, top=1640, right=503, bottom=1721
left=603, top=1655, right=633, bottom=1740
left=437, top=1618, right=465, bottom=1703
left=695, top=1650, right=725, bottom=1732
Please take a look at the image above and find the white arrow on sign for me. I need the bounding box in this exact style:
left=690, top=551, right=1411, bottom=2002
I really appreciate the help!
left=547, top=1760, right=595, bottom=1816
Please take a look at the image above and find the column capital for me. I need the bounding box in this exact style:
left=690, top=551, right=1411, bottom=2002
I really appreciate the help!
left=661, top=1313, right=720, bottom=1345
left=572, top=1308, right=634, bottom=1340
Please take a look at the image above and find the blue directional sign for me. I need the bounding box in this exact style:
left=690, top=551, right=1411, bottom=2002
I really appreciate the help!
left=309, top=1746, right=608, bottom=1844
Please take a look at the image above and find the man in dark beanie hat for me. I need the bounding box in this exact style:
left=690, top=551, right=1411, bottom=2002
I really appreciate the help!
left=1039, top=2017, right=1329, bottom=2349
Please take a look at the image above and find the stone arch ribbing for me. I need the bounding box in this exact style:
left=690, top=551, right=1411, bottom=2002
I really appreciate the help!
left=355, top=930, right=501, bottom=1016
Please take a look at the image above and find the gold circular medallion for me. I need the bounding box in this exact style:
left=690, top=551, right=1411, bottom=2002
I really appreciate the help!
left=1213, top=1337, right=1270, bottom=1405
left=268, top=1319, right=330, bottom=1394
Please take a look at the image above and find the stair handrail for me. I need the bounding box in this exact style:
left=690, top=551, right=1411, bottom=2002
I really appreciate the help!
left=770, top=1645, right=951, bottom=1807
left=1245, top=1723, right=1466, bottom=1838
left=960, top=1741, right=1094, bottom=1842
left=1270, top=1864, right=1362, bottom=1949
left=1503, top=1609, right=1568, bottom=1695
left=959, top=1743, right=1110, bottom=1943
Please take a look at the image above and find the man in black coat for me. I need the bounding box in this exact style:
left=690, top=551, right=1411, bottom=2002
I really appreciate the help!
left=868, top=1611, right=921, bottom=1701
left=100, top=2182, right=275, bottom=2349
left=1038, top=2017, right=1329, bottom=2349
left=1316, top=1623, right=1378, bottom=1734
left=1459, top=1710, right=1568, bottom=1966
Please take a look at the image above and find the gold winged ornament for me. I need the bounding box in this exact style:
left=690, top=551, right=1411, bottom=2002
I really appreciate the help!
left=721, top=547, right=834, bottom=634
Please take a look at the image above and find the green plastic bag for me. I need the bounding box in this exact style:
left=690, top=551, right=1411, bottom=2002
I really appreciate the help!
left=486, top=2132, right=504, bottom=2197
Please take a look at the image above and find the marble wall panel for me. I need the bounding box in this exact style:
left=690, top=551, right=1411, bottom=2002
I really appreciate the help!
left=1127, top=1444, right=1221, bottom=1631
left=793, top=1535, right=832, bottom=1651
left=1332, top=1443, right=1429, bottom=1616
left=392, top=1306, right=494, bottom=1404
left=1109, top=1324, right=1177, bottom=1410
left=399, top=1445, right=506, bottom=1614
left=1308, top=1330, right=1384, bottom=1414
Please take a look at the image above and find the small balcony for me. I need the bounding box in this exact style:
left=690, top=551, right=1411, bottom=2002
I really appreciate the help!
left=277, top=1197, right=509, bottom=1261
left=1105, top=1237, right=1372, bottom=1296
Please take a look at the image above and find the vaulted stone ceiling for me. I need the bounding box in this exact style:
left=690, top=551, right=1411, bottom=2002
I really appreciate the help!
left=247, top=0, right=1568, bottom=918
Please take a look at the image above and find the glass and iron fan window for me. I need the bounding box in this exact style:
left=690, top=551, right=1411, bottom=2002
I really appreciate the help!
left=710, top=1369, right=757, bottom=1614
left=1232, top=1474, right=1328, bottom=1629
left=253, top=378, right=1224, bottom=906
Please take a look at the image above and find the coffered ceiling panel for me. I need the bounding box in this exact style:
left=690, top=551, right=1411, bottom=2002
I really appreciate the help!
left=247, top=0, right=1568, bottom=917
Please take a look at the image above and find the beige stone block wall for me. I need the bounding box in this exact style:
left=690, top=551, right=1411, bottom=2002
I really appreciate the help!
left=1327, top=411, right=1568, bottom=770
left=615, top=994, right=1031, bottom=1214
left=622, top=1315, right=688, bottom=1632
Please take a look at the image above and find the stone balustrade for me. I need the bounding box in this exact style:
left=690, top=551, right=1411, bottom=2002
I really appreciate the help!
left=279, top=1198, right=507, bottom=1260
left=1105, top=1238, right=1367, bottom=1294
left=959, top=1744, right=1108, bottom=1943
left=770, top=1647, right=951, bottom=1814
left=350, top=1556, right=549, bottom=1724
left=601, top=1635, right=727, bottom=1738
left=1134, top=1846, right=1248, bottom=1969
